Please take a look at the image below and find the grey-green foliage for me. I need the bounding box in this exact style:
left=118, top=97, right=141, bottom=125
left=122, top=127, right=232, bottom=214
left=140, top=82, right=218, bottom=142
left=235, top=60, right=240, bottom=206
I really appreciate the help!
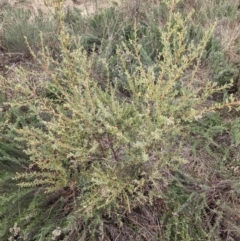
left=230, top=118, right=240, bottom=145
left=208, top=50, right=236, bottom=86
left=3, top=0, right=238, bottom=233
left=0, top=141, right=69, bottom=240
left=204, top=36, right=240, bottom=93
left=188, top=112, right=238, bottom=163
left=1, top=1, right=240, bottom=240
left=188, top=0, right=240, bottom=25
left=64, top=4, right=210, bottom=97
left=162, top=168, right=240, bottom=241
left=205, top=0, right=239, bottom=20
left=64, top=6, right=161, bottom=95
left=163, top=179, right=209, bottom=241
left=0, top=142, right=29, bottom=240
left=3, top=6, right=58, bottom=54
left=187, top=112, right=240, bottom=239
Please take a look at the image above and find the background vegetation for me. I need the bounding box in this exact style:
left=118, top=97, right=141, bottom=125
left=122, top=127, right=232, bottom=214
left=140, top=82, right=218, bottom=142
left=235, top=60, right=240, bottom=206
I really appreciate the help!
left=0, top=0, right=240, bottom=240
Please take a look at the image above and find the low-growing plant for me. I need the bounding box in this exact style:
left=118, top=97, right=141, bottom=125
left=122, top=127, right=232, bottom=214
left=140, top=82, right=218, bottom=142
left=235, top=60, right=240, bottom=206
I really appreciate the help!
left=208, top=50, right=236, bottom=85
left=2, top=5, right=58, bottom=55
left=162, top=178, right=209, bottom=241
left=0, top=141, right=31, bottom=240
left=188, top=0, right=240, bottom=26
left=64, top=2, right=216, bottom=97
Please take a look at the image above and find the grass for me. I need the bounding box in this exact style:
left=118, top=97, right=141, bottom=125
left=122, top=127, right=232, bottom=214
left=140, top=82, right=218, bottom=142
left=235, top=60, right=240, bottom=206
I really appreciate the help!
left=0, top=0, right=240, bottom=240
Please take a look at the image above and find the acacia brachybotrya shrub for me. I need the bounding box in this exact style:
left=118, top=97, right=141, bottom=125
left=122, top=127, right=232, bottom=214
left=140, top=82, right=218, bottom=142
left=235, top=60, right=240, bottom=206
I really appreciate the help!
left=2, top=0, right=239, bottom=220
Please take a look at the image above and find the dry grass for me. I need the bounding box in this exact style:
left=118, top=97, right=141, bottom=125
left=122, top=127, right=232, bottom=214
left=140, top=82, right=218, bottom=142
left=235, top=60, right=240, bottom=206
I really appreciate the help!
left=5, top=0, right=126, bottom=16
left=3, top=0, right=163, bottom=17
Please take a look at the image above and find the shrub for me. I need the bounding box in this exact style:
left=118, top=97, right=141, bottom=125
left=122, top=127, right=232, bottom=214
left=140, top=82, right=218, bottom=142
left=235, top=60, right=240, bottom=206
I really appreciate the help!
left=1, top=0, right=240, bottom=239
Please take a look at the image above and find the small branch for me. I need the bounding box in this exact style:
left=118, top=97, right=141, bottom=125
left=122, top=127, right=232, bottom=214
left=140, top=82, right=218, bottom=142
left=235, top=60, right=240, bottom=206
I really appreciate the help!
left=107, top=134, right=119, bottom=162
